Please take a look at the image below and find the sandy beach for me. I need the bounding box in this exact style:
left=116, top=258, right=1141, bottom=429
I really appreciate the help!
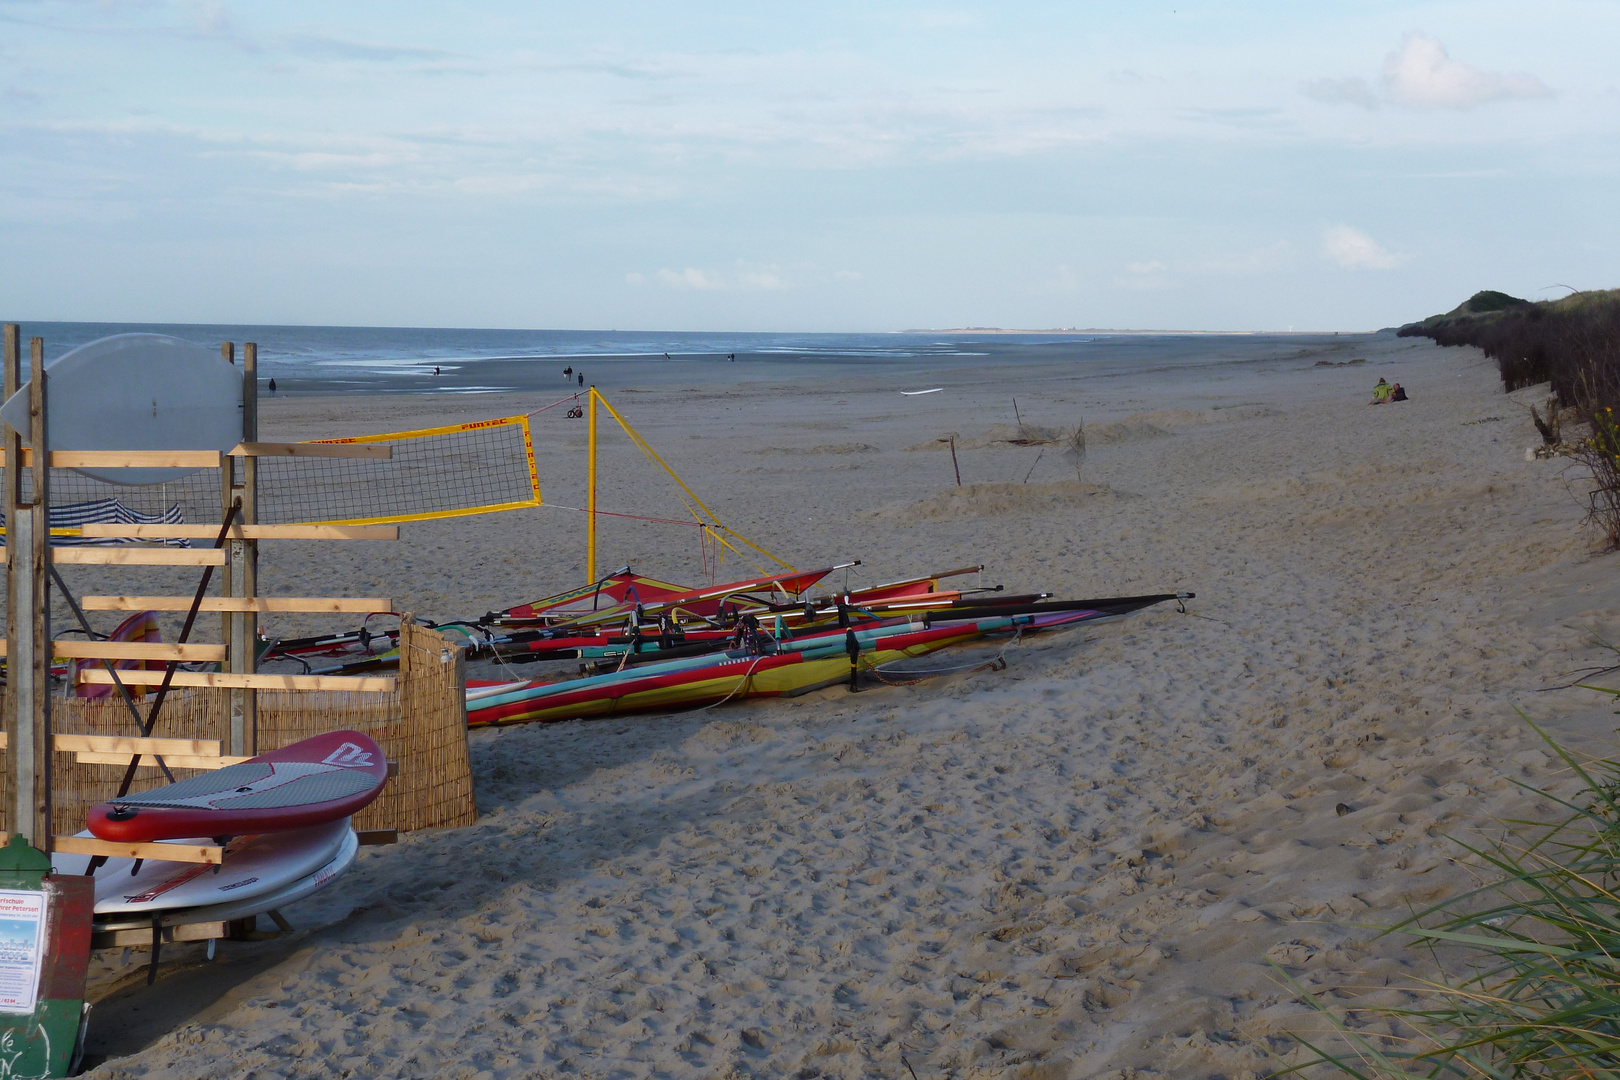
left=71, top=331, right=1620, bottom=1078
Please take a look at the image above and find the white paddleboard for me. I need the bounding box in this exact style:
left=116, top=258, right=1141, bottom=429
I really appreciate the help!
left=0, top=333, right=242, bottom=485
left=55, top=818, right=351, bottom=916
left=92, top=827, right=360, bottom=932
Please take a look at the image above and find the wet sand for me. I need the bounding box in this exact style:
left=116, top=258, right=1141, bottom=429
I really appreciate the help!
left=76, top=330, right=1620, bottom=1078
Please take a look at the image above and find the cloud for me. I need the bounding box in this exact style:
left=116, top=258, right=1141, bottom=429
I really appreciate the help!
left=1384, top=33, right=1551, bottom=109
left=278, top=33, right=455, bottom=62
left=186, top=1, right=231, bottom=38
left=1304, top=34, right=1551, bottom=111
left=1302, top=76, right=1380, bottom=110
left=833, top=270, right=863, bottom=282
left=1321, top=226, right=1404, bottom=270
left=651, top=266, right=784, bottom=291
left=658, top=267, right=724, bottom=290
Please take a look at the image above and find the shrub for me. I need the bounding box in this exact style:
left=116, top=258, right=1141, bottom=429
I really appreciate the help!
left=1569, top=406, right=1620, bottom=549
left=1402, top=290, right=1620, bottom=548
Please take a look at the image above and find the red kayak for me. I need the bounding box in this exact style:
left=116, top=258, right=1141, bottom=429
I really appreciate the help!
left=87, top=730, right=389, bottom=843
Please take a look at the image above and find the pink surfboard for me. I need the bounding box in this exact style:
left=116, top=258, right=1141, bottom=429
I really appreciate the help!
left=87, top=730, right=388, bottom=842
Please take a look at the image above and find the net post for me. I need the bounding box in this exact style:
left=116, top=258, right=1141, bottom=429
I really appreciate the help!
left=586, top=386, right=597, bottom=585
left=227, top=343, right=259, bottom=757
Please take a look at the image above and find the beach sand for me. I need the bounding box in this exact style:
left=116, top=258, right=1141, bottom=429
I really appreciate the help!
left=72, top=331, right=1620, bottom=1078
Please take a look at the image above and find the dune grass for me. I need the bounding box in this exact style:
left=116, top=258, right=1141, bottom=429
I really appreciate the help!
left=1287, top=714, right=1620, bottom=1078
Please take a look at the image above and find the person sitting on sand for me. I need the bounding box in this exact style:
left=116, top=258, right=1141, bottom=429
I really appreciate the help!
left=1390, top=383, right=1408, bottom=402
left=1370, top=377, right=1392, bottom=404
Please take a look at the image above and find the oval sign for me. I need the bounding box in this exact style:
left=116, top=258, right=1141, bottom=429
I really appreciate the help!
left=0, top=334, right=242, bottom=485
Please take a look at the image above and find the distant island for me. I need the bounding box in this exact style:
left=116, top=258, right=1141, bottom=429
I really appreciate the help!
left=898, top=327, right=1341, bottom=335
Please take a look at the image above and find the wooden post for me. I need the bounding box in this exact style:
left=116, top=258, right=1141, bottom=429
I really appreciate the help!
left=586, top=385, right=597, bottom=585
left=219, top=342, right=234, bottom=656
left=3, top=335, right=51, bottom=845
left=227, top=344, right=258, bottom=756
left=2, top=324, right=19, bottom=837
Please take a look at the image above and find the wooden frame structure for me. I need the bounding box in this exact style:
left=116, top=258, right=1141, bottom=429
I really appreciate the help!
left=1, top=330, right=400, bottom=871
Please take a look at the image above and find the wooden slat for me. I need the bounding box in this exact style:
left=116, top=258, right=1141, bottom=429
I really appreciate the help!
left=79, top=595, right=392, bottom=613
left=50, top=641, right=227, bottom=662
left=52, top=835, right=222, bottom=865
left=74, top=752, right=249, bottom=769
left=78, top=670, right=396, bottom=692
left=77, top=524, right=399, bottom=540
left=57, top=734, right=223, bottom=756
left=357, top=829, right=398, bottom=846
left=93, top=922, right=227, bottom=949
left=0, top=449, right=222, bottom=468
left=0, top=733, right=225, bottom=756
left=229, top=441, right=392, bottom=460
left=52, top=548, right=226, bottom=566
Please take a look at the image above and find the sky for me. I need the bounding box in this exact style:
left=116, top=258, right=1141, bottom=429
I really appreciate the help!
left=1, top=1, right=1616, bottom=332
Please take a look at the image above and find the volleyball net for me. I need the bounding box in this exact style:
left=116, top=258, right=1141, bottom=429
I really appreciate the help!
left=4, top=415, right=542, bottom=539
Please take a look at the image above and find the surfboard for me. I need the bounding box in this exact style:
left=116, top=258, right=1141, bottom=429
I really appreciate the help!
left=86, top=731, right=388, bottom=843
left=0, top=333, right=242, bottom=485
left=89, top=826, right=361, bottom=931
left=54, top=818, right=352, bottom=916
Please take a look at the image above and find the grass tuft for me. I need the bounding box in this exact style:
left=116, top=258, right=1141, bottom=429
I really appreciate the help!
left=1286, top=715, right=1620, bottom=1078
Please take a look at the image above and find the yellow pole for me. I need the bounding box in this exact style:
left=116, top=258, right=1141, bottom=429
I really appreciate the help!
left=586, top=386, right=598, bottom=584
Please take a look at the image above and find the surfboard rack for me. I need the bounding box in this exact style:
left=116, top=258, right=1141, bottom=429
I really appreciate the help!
left=1, top=332, right=417, bottom=986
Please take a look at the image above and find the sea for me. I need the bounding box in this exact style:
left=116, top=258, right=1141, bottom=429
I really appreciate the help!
left=15, top=322, right=1358, bottom=395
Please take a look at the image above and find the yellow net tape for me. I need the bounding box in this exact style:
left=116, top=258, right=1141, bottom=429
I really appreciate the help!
left=294, top=415, right=543, bottom=526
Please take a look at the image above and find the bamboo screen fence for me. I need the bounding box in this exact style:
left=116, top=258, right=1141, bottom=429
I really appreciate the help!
left=0, top=621, right=476, bottom=837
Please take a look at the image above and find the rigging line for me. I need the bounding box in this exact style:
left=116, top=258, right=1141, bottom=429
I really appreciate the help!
left=593, top=390, right=796, bottom=571
left=710, top=522, right=794, bottom=573
left=536, top=501, right=769, bottom=577
left=539, top=502, right=709, bottom=528
left=593, top=392, right=711, bottom=526
left=524, top=392, right=584, bottom=418
left=701, top=524, right=772, bottom=579
left=697, top=654, right=769, bottom=711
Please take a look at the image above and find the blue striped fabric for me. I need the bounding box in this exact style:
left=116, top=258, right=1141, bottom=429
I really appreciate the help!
left=0, top=500, right=188, bottom=546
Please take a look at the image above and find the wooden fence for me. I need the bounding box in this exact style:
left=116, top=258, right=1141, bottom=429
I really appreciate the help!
left=0, top=621, right=476, bottom=837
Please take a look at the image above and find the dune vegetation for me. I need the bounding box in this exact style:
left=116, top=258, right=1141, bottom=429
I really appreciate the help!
left=1401, top=290, right=1620, bottom=548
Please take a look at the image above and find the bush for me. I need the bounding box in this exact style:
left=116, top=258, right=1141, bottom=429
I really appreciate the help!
left=1569, top=407, right=1620, bottom=548
left=1402, top=290, right=1620, bottom=548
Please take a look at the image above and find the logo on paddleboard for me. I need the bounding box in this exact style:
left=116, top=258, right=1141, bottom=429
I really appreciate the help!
left=322, top=742, right=376, bottom=768
left=217, top=876, right=261, bottom=892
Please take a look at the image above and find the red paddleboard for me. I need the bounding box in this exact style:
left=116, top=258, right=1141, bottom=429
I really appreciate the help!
left=87, top=730, right=388, bottom=842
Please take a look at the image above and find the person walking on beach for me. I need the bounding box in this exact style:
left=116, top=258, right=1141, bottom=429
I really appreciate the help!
left=578, top=372, right=584, bottom=387
left=267, top=378, right=277, bottom=394
left=563, top=366, right=573, bottom=381
left=1370, top=377, right=1392, bottom=404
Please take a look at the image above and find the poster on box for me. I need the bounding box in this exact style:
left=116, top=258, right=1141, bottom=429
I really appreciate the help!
left=0, top=891, right=46, bottom=1013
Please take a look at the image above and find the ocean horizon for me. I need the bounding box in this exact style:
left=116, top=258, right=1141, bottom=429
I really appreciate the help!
left=10, top=321, right=1369, bottom=395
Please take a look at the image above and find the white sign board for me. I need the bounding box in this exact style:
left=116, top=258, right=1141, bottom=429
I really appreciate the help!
left=0, top=891, right=46, bottom=1014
